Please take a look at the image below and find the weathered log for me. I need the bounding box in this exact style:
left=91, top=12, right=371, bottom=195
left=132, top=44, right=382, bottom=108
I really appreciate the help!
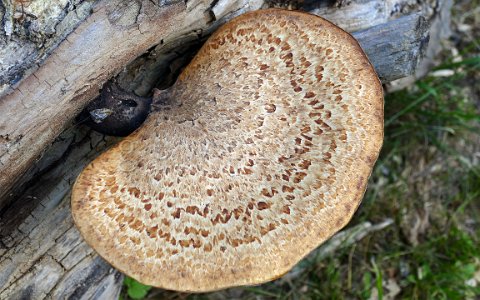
left=0, top=0, right=96, bottom=97
left=355, top=13, right=429, bottom=83
left=0, top=0, right=448, bottom=298
left=0, top=8, right=428, bottom=209
left=0, top=0, right=426, bottom=97
left=0, top=127, right=123, bottom=299
left=386, top=0, right=454, bottom=91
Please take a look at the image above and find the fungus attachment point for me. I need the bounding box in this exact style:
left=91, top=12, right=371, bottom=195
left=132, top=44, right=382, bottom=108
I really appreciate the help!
left=72, top=9, right=383, bottom=292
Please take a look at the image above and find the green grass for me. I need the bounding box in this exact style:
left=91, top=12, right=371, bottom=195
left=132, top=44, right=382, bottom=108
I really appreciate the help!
left=122, top=277, right=152, bottom=300
left=403, top=226, right=480, bottom=299
left=351, top=51, right=480, bottom=299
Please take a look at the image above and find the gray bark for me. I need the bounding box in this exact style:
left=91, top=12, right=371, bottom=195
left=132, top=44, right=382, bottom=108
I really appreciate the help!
left=0, top=0, right=450, bottom=298
left=0, top=127, right=122, bottom=299
left=355, top=13, right=429, bottom=83
left=0, top=0, right=96, bottom=97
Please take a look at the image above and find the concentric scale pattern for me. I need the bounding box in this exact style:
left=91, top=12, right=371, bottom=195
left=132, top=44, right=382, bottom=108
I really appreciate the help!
left=72, top=9, right=383, bottom=292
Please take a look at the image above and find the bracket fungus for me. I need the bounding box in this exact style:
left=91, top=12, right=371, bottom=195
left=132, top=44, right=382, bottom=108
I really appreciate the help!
left=72, top=9, right=383, bottom=292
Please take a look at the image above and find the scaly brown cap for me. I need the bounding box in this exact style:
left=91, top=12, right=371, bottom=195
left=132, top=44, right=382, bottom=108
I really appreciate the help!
left=72, top=9, right=383, bottom=292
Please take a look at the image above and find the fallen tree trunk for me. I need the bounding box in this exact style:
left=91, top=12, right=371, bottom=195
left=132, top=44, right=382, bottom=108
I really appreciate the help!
left=0, top=0, right=431, bottom=208
left=0, top=0, right=449, bottom=298
left=0, top=127, right=123, bottom=299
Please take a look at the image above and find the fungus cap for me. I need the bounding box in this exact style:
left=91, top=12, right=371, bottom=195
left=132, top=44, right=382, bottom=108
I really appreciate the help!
left=72, top=9, right=383, bottom=292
